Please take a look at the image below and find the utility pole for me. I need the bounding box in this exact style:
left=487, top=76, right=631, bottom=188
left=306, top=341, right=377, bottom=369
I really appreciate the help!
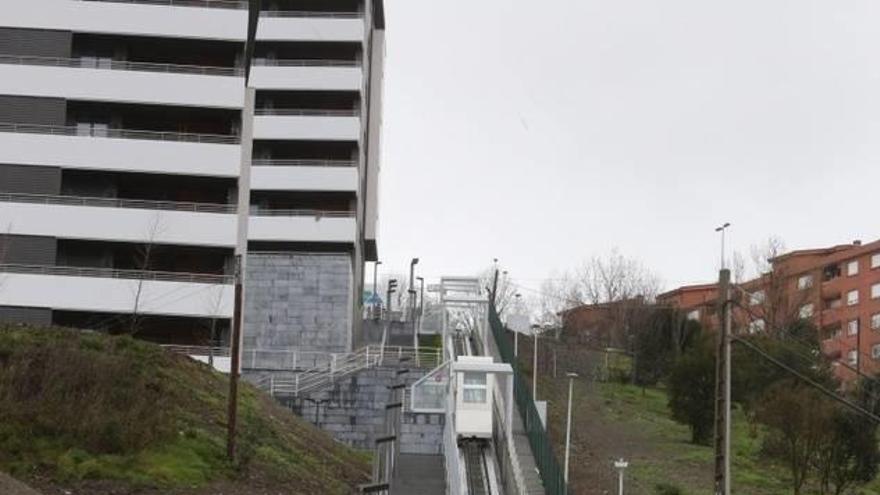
left=227, top=0, right=260, bottom=459
left=532, top=326, right=539, bottom=398
left=409, top=258, right=419, bottom=350
left=491, top=260, right=500, bottom=306
left=713, top=268, right=732, bottom=495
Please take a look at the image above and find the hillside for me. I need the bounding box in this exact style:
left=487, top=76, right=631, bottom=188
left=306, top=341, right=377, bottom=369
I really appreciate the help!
left=0, top=325, right=370, bottom=495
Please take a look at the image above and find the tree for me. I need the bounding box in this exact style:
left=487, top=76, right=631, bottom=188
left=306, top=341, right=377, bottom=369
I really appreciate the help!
left=632, top=308, right=701, bottom=386
left=756, top=380, right=835, bottom=495
left=812, top=378, right=880, bottom=495
left=128, top=214, right=165, bottom=335
left=667, top=334, right=716, bottom=444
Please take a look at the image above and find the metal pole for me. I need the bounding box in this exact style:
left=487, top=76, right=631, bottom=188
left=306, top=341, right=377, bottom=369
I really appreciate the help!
left=564, top=372, right=577, bottom=485
left=514, top=330, right=518, bottom=358
left=373, top=261, right=381, bottom=318
left=619, top=469, right=623, bottom=495
left=533, top=329, right=539, bottom=398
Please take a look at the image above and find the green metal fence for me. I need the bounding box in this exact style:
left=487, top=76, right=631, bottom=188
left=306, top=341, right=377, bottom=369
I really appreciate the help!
left=489, top=303, right=567, bottom=495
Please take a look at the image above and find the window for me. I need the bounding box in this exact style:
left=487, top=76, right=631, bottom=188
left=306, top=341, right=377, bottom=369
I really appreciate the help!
left=687, top=309, right=700, bottom=321
left=799, top=304, right=814, bottom=319
left=872, top=313, right=880, bottom=331
left=848, top=289, right=860, bottom=306
left=748, top=319, right=766, bottom=334
left=750, top=290, right=765, bottom=306
left=798, top=275, right=813, bottom=290
left=873, top=345, right=880, bottom=360
left=848, top=350, right=858, bottom=366
left=76, top=122, right=109, bottom=137
left=848, top=260, right=860, bottom=276
left=872, top=283, right=880, bottom=300
left=847, top=319, right=859, bottom=336
left=462, top=372, right=487, bottom=404
left=873, top=253, right=880, bottom=269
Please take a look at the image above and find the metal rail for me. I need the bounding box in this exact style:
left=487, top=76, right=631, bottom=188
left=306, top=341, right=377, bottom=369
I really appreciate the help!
left=250, top=208, right=355, bottom=218
left=0, top=122, right=239, bottom=144
left=462, top=441, right=491, bottom=495
left=251, top=158, right=356, bottom=167
left=0, top=192, right=234, bottom=214
left=254, top=108, right=360, bottom=117
left=252, top=58, right=361, bottom=68
left=0, top=53, right=242, bottom=76
left=77, top=0, right=364, bottom=16
left=0, top=263, right=233, bottom=284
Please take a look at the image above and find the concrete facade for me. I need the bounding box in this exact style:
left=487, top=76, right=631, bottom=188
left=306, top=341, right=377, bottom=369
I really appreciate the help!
left=286, top=366, right=444, bottom=453
left=244, top=253, right=353, bottom=363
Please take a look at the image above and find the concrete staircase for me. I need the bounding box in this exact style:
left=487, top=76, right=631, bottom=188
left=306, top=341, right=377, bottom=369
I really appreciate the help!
left=390, top=454, right=446, bottom=495
left=511, top=407, right=547, bottom=494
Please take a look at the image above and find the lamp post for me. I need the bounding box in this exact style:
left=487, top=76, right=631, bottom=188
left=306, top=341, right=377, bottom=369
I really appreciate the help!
left=564, top=371, right=578, bottom=485
left=614, top=458, right=629, bottom=495
left=715, top=222, right=731, bottom=270
left=514, top=293, right=521, bottom=357
left=372, top=260, right=382, bottom=318
left=532, top=325, right=540, bottom=398
left=409, top=258, right=419, bottom=350
left=417, top=276, right=425, bottom=336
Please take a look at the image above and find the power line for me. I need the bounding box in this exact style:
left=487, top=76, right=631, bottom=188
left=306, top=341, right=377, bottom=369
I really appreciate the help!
left=732, top=336, right=880, bottom=424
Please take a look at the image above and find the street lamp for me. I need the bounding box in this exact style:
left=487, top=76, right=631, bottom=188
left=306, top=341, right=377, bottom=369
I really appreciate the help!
left=409, top=258, right=419, bottom=350
left=564, top=371, right=578, bottom=485
left=417, top=276, right=425, bottom=335
left=532, top=325, right=541, bottom=399
left=613, top=458, right=629, bottom=495
left=514, top=293, right=522, bottom=357
left=715, top=222, right=731, bottom=270
left=372, top=261, right=382, bottom=318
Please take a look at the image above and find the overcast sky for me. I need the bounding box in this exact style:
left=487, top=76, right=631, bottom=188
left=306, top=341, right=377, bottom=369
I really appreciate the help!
left=375, top=0, right=880, bottom=294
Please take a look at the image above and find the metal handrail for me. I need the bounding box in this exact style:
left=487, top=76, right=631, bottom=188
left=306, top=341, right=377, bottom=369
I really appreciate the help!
left=0, top=122, right=240, bottom=144
left=252, top=58, right=361, bottom=68
left=0, top=53, right=243, bottom=77
left=162, top=345, right=231, bottom=357
left=254, top=108, right=359, bottom=117
left=0, top=192, right=235, bottom=214
left=77, top=0, right=364, bottom=16
left=250, top=208, right=355, bottom=218
left=252, top=158, right=357, bottom=167
left=260, top=10, right=363, bottom=18
left=0, top=263, right=233, bottom=284
left=77, top=0, right=247, bottom=9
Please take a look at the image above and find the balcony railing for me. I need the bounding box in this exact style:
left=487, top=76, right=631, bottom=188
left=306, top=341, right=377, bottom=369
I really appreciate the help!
left=0, top=264, right=233, bottom=284
left=260, top=10, right=363, bottom=18
left=250, top=208, right=355, bottom=218
left=252, top=158, right=357, bottom=167
left=254, top=108, right=359, bottom=117
left=77, top=0, right=247, bottom=9
left=0, top=192, right=235, bottom=214
left=0, top=54, right=243, bottom=77
left=78, top=0, right=365, bottom=16
left=0, top=122, right=240, bottom=145
left=252, top=58, right=361, bottom=68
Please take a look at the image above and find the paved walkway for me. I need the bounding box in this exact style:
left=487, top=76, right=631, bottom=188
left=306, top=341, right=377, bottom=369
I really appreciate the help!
left=0, top=473, right=41, bottom=495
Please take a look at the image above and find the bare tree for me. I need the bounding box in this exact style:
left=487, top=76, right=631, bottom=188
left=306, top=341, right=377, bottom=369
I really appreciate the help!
left=128, top=214, right=165, bottom=335
left=575, top=249, right=661, bottom=305
left=738, top=236, right=816, bottom=335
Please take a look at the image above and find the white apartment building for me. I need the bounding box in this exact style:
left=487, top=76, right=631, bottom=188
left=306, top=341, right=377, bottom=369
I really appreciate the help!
left=0, top=0, right=384, bottom=363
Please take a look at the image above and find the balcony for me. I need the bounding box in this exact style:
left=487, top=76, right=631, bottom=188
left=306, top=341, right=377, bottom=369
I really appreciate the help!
left=0, top=264, right=234, bottom=319
left=0, top=1, right=364, bottom=44
left=249, top=59, right=362, bottom=92
left=253, top=109, right=361, bottom=141
left=0, top=123, right=241, bottom=177
left=0, top=192, right=237, bottom=247
left=249, top=209, right=356, bottom=243
left=258, top=12, right=364, bottom=42
left=0, top=55, right=244, bottom=109
left=251, top=161, right=359, bottom=192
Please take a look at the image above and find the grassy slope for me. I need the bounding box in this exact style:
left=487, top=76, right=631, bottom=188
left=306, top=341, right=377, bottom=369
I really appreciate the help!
left=0, top=326, right=370, bottom=494
left=537, top=375, right=880, bottom=495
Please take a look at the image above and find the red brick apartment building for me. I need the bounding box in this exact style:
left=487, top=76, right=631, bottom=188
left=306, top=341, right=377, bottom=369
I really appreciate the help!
left=658, top=239, right=880, bottom=381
